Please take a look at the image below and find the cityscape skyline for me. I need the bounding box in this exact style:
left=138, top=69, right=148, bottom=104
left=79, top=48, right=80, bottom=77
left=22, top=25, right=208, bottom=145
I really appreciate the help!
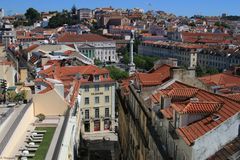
left=2, top=0, right=240, bottom=16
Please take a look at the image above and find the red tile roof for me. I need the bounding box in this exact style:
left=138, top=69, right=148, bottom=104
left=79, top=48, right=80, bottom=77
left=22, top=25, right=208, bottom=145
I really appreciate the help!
left=57, top=33, right=111, bottom=43
left=24, top=44, right=39, bottom=53
left=167, top=88, right=198, bottom=98
left=224, top=93, right=240, bottom=102
left=181, top=32, right=232, bottom=44
left=136, top=65, right=170, bottom=86
left=159, top=81, right=240, bottom=146
left=199, top=73, right=240, bottom=90
left=34, top=78, right=54, bottom=94
left=172, top=101, right=222, bottom=114
left=69, top=79, right=81, bottom=107
left=143, top=40, right=209, bottom=50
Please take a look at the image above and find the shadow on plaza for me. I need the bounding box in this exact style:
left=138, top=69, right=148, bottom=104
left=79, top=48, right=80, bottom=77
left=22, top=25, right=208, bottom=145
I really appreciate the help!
left=78, top=139, right=120, bottom=160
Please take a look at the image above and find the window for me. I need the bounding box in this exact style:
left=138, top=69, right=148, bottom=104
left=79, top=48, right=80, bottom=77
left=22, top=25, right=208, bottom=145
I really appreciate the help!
left=95, top=96, right=99, bottom=104
left=105, top=96, right=109, bottom=103
left=94, top=120, right=100, bottom=131
left=85, top=110, right=89, bottom=119
left=95, top=108, right=99, bottom=118
left=105, top=84, right=109, bottom=91
left=84, top=85, right=89, bottom=92
left=238, top=125, right=240, bottom=137
left=85, top=97, right=89, bottom=105
left=37, top=85, right=41, bottom=90
left=95, top=85, right=99, bottom=91
left=104, top=120, right=110, bottom=130
left=84, top=122, right=90, bottom=132
left=105, top=108, right=109, bottom=117
left=94, top=75, right=100, bottom=81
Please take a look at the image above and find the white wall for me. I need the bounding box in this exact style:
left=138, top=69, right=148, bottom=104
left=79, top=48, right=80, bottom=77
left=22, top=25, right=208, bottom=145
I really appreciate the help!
left=192, top=112, right=240, bottom=160
left=2, top=103, right=35, bottom=157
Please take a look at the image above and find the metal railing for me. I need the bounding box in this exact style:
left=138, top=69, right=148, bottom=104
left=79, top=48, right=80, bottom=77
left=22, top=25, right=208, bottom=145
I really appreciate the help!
left=0, top=101, right=32, bottom=154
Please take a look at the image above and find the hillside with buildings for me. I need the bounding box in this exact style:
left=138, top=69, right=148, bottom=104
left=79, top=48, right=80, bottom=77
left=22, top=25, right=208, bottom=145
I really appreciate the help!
left=0, top=4, right=239, bottom=160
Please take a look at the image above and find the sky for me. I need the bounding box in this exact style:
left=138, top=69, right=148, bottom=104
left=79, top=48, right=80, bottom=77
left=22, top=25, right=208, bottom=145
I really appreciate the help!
left=1, top=0, right=240, bottom=17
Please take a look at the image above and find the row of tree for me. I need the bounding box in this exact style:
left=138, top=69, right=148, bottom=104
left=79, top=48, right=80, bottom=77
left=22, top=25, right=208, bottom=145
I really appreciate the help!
left=105, top=66, right=129, bottom=80
left=15, top=5, right=80, bottom=27
left=195, top=65, right=219, bottom=77
left=0, top=90, right=26, bottom=103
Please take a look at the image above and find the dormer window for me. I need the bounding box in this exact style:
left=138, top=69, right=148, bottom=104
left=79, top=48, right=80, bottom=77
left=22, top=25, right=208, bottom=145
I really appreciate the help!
left=94, top=75, right=100, bottom=81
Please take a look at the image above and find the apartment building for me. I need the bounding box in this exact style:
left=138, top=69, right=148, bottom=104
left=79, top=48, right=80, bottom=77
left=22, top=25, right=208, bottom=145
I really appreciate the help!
left=0, top=60, right=16, bottom=87
left=151, top=81, right=240, bottom=160
left=78, top=66, right=116, bottom=136
left=108, top=25, right=136, bottom=36
left=117, top=64, right=234, bottom=160
left=77, top=8, right=93, bottom=20
left=57, top=33, right=118, bottom=63
left=38, top=63, right=116, bottom=138
left=139, top=40, right=240, bottom=70
left=117, top=63, right=240, bottom=160
left=97, top=13, right=130, bottom=28
left=117, top=65, right=176, bottom=160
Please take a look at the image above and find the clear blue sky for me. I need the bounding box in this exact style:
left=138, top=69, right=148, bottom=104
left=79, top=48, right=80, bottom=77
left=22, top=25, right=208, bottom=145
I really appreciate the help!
left=2, top=0, right=240, bottom=16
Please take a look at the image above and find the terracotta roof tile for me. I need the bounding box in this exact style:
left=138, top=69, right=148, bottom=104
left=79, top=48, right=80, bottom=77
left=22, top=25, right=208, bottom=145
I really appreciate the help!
left=172, top=101, right=222, bottom=114
left=136, top=65, right=170, bottom=86
left=58, top=33, right=111, bottom=42
left=199, top=73, right=240, bottom=89
left=159, top=81, right=240, bottom=146
left=224, top=93, right=240, bottom=102
left=34, top=78, right=54, bottom=94
left=24, top=44, right=39, bottom=53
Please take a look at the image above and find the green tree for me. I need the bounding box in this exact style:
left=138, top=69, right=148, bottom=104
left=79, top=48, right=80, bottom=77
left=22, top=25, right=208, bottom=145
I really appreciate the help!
left=48, top=12, right=80, bottom=28
left=133, top=38, right=141, bottom=53
left=25, top=8, right=41, bottom=25
left=206, top=67, right=219, bottom=75
left=6, top=91, right=17, bottom=102
left=122, top=52, right=158, bottom=71
left=71, top=5, right=77, bottom=15
left=94, top=59, right=102, bottom=66
left=214, top=21, right=230, bottom=28
left=106, top=66, right=129, bottom=80
left=196, top=65, right=205, bottom=77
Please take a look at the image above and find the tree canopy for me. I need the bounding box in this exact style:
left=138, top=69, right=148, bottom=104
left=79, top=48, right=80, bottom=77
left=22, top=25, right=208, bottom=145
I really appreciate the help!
left=48, top=12, right=80, bottom=28
left=123, top=53, right=159, bottom=71
left=105, top=66, right=129, bottom=80
left=25, top=8, right=41, bottom=25
left=196, top=65, right=219, bottom=77
left=71, top=5, right=77, bottom=15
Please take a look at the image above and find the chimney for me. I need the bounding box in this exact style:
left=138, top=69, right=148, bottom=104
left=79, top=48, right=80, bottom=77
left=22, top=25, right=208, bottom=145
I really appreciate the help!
left=170, top=67, right=184, bottom=81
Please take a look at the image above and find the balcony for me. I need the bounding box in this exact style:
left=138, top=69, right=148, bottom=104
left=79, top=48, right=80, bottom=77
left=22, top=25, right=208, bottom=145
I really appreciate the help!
left=168, top=122, right=179, bottom=140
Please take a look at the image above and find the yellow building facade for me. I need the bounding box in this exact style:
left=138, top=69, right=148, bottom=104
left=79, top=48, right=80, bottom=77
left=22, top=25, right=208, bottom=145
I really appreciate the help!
left=80, top=81, right=115, bottom=134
